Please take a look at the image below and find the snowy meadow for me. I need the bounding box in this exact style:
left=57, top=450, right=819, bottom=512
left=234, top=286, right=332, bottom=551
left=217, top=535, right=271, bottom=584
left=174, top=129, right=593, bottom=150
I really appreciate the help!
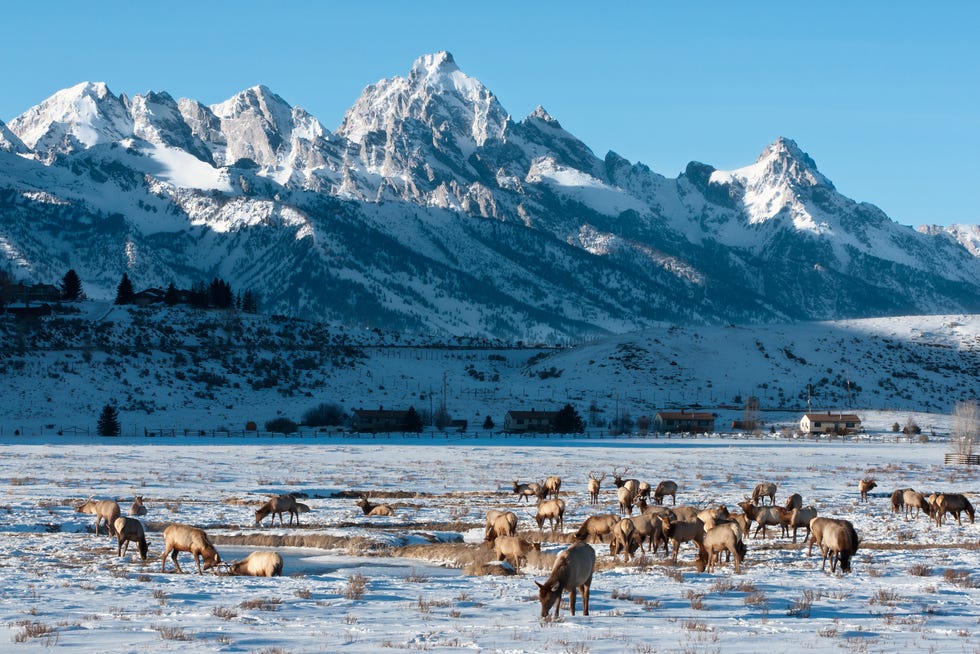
left=1, top=432, right=978, bottom=653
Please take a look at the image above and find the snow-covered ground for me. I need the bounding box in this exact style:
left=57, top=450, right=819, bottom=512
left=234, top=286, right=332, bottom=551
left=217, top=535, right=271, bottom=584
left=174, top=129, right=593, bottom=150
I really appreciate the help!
left=1, top=433, right=977, bottom=652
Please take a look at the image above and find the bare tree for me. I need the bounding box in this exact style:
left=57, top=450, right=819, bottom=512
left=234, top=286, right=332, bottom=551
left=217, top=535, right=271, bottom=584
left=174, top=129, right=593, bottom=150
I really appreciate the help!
left=951, top=400, right=978, bottom=456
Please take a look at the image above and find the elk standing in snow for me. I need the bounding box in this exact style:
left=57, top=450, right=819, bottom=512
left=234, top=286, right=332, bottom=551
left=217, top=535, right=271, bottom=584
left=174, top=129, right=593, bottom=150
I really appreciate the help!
left=536, top=541, right=596, bottom=618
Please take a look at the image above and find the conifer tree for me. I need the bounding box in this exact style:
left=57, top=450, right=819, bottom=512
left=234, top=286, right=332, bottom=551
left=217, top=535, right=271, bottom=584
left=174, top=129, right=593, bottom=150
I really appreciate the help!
left=97, top=404, right=121, bottom=436
left=60, top=269, right=83, bottom=300
left=114, top=273, right=134, bottom=305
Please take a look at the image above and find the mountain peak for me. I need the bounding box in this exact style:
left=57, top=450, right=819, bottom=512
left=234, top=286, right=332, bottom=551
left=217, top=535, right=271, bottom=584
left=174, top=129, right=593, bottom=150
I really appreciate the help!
left=409, top=51, right=459, bottom=78
left=752, top=136, right=832, bottom=189
left=527, top=106, right=558, bottom=124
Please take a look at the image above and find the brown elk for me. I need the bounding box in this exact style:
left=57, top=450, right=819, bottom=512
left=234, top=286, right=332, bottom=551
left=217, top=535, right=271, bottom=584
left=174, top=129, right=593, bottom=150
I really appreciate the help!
left=807, top=517, right=859, bottom=564
left=609, top=518, right=637, bottom=561
left=695, top=524, right=746, bottom=574
left=541, top=476, right=562, bottom=499
left=536, top=541, right=596, bottom=618
left=494, top=535, right=540, bottom=572
left=228, top=551, right=284, bottom=577
left=76, top=499, right=121, bottom=537
left=636, top=481, right=652, bottom=502
left=788, top=506, right=818, bottom=543
left=737, top=499, right=785, bottom=539
left=653, top=480, right=678, bottom=505
left=934, top=493, right=975, bottom=526
left=513, top=480, right=542, bottom=504
left=696, top=505, right=730, bottom=531
left=751, top=482, right=777, bottom=505
left=902, top=489, right=930, bottom=519
left=617, top=485, right=636, bottom=516
left=113, top=517, right=148, bottom=560
left=161, top=524, right=221, bottom=574
left=890, top=488, right=911, bottom=514
left=612, top=467, right=640, bottom=498
left=587, top=471, right=605, bottom=505
left=535, top=499, right=565, bottom=532
left=818, top=520, right=859, bottom=573
left=858, top=478, right=877, bottom=502
left=627, top=512, right=668, bottom=555
left=657, top=515, right=705, bottom=564
left=484, top=509, right=518, bottom=542
left=575, top=514, right=620, bottom=543
left=255, top=494, right=306, bottom=526
left=356, top=496, right=394, bottom=517
left=129, top=495, right=147, bottom=516
left=783, top=493, right=803, bottom=511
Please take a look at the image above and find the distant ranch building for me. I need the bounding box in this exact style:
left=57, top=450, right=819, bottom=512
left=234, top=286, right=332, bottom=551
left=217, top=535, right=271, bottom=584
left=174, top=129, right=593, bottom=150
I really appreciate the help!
left=504, top=410, right=559, bottom=433
left=654, top=410, right=715, bottom=434
left=799, top=412, right=862, bottom=435
left=351, top=409, right=409, bottom=433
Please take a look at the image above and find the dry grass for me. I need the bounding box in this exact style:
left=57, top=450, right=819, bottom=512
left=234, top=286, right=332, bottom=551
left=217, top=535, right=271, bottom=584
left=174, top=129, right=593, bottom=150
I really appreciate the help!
left=152, top=624, right=194, bottom=641
left=344, top=573, right=367, bottom=600
left=211, top=606, right=238, bottom=620
left=239, top=597, right=282, bottom=611
left=13, top=620, right=57, bottom=644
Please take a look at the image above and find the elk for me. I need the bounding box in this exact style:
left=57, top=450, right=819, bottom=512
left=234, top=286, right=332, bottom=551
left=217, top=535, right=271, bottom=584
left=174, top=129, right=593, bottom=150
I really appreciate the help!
left=76, top=499, right=121, bottom=537
left=783, top=493, right=803, bottom=511
left=113, top=517, right=148, bottom=560
left=129, top=495, right=147, bottom=516
left=858, top=478, right=877, bottom=502
left=484, top=509, right=518, bottom=542
left=807, top=517, right=859, bottom=564
left=890, top=488, right=910, bottom=514
left=636, top=481, right=652, bottom=502
left=612, top=467, right=640, bottom=498
left=751, top=482, right=777, bottom=505
left=494, top=535, right=540, bottom=572
left=788, top=506, right=818, bottom=543
left=513, top=480, right=542, bottom=504
left=535, top=498, right=565, bottom=532
left=665, top=505, right=699, bottom=522
left=658, top=515, right=705, bottom=564
left=696, top=505, right=730, bottom=531
left=161, top=524, right=221, bottom=574
left=587, top=471, right=605, bottom=505
left=627, top=512, right=668, bottom=555
left=902, top=489, right=930, bottom=519
left=695, top=524, right=746, bottom=574
left=228, top=551, right=284, bottom=577
left=819, top=520, right=859, bottom=573
left=536, top=541, right=596, bottom=618
left=255, top=494, right=307, bottom=526
left=609, top=518, right=637, bottom=561
left=356, top=496, right=394, bottom=517
left=542, top=476, right=562, bottom=499
left=653, top=480, right=678, bottom=505
left=934, top=493, right=975, bottom=526
left=617, top=485, right=636, bottom=516
left=575, top=514, right=620, bottom=543
left=737, top=499, right=785, bottom=539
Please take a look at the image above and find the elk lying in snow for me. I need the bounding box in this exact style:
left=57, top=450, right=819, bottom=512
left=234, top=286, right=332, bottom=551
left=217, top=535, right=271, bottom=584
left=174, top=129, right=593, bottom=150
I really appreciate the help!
left=76, top=499, right=121, bottom=537
left=536, top=541, right=596, bottom=618
left=129, top=495, right=147, bottom=516
left=783, top=493, right=803, bottom=511
left=587, top=471, right=605, bottom=505
left=484, top=509, right=518, bottom=542
left=513, top=480, right=542, bottom=504
left=356, top=496, right=394, bottom=517
left=816, top=519, right=859, bottom=573
left=161, top=524, right=221, bottom=574
left=752, top=482, right=777, bottom=505
left=228, top=551, right=284, bottom=577
left=858, top=478, right=877, bottom=502
left=494, top=535, right=540, bottom=572
left=255, top=494, right=309, bottom=526
left=695, top=524, right=746, bottom=574
left=658, top=515, right=705, bottom=564
left=113, top=517, right=148, bottom=560
left=575, top=514, right=620, bottom=543
left=737, top=500, right=785, bottom=539
left=609, top=518, right=637, bottom=561
left=535, top=499, right=565, bottom=532
left=653, top=480, right=678, bottom=505
left=540, top=476, right=562, bottom=499
left=934, top=493, right=975, bottom=526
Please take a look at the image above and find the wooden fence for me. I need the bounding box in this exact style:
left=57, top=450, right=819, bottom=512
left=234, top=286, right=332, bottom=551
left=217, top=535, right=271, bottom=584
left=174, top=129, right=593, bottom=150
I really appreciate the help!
left=944, top=453, right=980, bottom=465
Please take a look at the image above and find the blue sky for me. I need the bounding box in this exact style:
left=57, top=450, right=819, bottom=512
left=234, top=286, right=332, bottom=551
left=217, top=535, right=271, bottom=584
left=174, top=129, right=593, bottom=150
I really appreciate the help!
left=3, top=2, right=977, bottom=226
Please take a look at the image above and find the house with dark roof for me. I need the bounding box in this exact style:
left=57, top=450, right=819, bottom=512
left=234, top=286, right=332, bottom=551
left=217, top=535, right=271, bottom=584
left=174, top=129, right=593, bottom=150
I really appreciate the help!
left=653, top=410, right=715, bottom=433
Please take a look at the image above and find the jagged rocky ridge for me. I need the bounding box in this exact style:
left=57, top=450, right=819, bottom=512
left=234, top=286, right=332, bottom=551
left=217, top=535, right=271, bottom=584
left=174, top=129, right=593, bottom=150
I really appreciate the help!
left=2, top=52, right=979, bottom=339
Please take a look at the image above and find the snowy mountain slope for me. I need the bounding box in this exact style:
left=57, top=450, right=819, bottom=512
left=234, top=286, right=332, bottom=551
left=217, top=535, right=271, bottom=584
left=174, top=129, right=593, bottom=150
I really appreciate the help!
left=2, top=52, right=980, bottom=338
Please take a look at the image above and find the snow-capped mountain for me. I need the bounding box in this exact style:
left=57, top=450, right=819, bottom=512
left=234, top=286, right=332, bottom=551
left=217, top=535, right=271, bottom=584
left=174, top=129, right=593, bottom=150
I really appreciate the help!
left=2, top=52, right=979, bottom=338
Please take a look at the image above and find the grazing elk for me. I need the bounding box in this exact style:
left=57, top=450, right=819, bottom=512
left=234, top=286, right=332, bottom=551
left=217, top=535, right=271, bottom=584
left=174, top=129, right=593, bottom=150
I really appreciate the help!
left=653, top=480, right=678, bottom=505
left=536, top=541, right=596, bottom=618
left=541, top=476, right=562, bottom=499
left=902, top=489, right=930, bottom=519
left=617, top=485, right=636, bottom=516
left=783, top=493, right=803, bottom=511
left=228, top=551, right=284, bottom=577
left=484, top=509, right=518, bottom=542
left=113, top=516, right=148, bottom=561
left=658, top=515, right=705, bottom=564
left=575, top=514, right=620, bottom=543
left=819, top=520, right=859, bottom=573
left=858, top=478, right=877, bottom=502
left=934, top=493, right=975, bottom=527
left=807, top=517, right=859, bottom=564
left=129, top=495, right=147, bottom=516
left=609, top=518, right=637, bottom=561
left=356, top=496, right=394, bottom=517
left=535, top=498, right=565, bottom=532
left=587, top=471, right=605, bottom=505
left=495, top=535, right=540, bottom=572
left=636, top=481, right=652, bottom=502
left=695, top=524, right=746, bottom=574
left=76, top=499, right=121, bottom=537
left=751, top=482, right=777, bottom=505
left=255, top=494, right=307, bottom=526
left=627, top=512, right=668, bottom=556
left=161, top=524, right=221, bottom=574
left=513, top=480, right=542, bottom=504
left=890, top=488, right=911, bottom=514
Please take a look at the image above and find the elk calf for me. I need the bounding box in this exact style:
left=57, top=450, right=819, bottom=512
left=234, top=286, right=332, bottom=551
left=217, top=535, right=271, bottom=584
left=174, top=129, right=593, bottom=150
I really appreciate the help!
left=228, top=551, right=284, bottom=577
